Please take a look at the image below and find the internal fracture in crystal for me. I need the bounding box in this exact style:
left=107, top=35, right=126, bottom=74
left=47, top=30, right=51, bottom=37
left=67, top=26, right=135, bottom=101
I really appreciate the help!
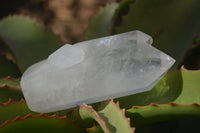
left=20, top=31, right=175, bottom=113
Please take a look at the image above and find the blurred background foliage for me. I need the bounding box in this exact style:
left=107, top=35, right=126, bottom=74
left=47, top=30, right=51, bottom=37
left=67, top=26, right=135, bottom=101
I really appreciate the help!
left=0, top=0, right=115, bottom=43
left=0, top=0, right=199, bottom=70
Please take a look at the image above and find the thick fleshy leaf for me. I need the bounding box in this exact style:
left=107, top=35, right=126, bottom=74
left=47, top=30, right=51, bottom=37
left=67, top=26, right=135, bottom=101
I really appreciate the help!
left=0, top=15, right=64, bottom=71
left=116, top=68, right=200, bottom=108
left=174, top=68, right=200, bottom=104
left=85, top=3, right=118, bottom=40
left=110, top=0, right=135, bottom=34
left=126, top=103, right=200, bottom=127
left=110, top=0, right=200, bottom=70
left=0, top=77, right=23, bottom=102
left=87, top=125, right=104, bottom=133
left=68, top=99, right=134, bottom=133
left=0, top=56, right=21, bottom=78
left=0, top=38, right=21, bottom=78
left=69, top=103, right=111, bottom=133
left=97, top=100, right=134, bottom=133
left=0, top=88, right=23, bottom=103
left=0, top=77, right=20, bottom=90
left=0, top=99, right=38, bottom=125
left=116, top=70, right=182, bottom=108
left=0, top=114, right=82, bottom=133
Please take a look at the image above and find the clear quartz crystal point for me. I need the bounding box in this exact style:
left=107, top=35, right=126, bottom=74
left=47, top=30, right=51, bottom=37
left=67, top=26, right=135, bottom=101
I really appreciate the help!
left=20, top=31, right=175, bottom=113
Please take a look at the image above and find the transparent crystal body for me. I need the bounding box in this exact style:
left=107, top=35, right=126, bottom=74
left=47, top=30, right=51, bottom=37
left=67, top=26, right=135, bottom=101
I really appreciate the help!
left=20, top=31, right=175, bottom=113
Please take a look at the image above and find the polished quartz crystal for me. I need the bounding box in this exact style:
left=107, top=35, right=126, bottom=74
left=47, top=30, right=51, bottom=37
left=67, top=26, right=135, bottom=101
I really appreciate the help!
left=20, top=31, right=175, bottom=113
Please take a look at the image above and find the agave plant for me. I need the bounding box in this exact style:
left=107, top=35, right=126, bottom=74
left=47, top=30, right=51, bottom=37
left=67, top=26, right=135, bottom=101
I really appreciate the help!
left=0, top=0, right=200, bottom=132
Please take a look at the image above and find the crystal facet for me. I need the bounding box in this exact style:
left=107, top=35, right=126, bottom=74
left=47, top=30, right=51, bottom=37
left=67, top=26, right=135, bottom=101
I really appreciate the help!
left=20, top=31, right=175, bottom=113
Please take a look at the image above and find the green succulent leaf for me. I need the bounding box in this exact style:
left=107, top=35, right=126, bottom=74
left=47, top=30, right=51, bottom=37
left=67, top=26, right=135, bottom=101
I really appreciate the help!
left=116, top=70, right=182, bottom=108
left=116, top=68, right=200, bottom=108
left=97, top=100, right=134, bottom=133
left=111, top=0, right=135, bottom=33
left=0, top=38, right=21, bottom=78
left=173, top=68, right=200, bottom=104
left=0, top=88, right=23, bottom=103
left=68, top=99, right=134, bottom=133
left=126, top=103, right=200, bottom=127
left=0, top=15, right=64, bottom=71
left=0, top=77, right=20, bottom=90
left=0, top=114, right=82, bottom=133
left=85, top=3, right=118, bottom=40
left=0, top=56, right=21, bottom=78
left=87, top=125, right=104, bottom=133
left=110, top=0, right=200, bottom=70
left=69, top=103, right=111, bottom=133
left=0, top=99, right=38, bottom=125
left=0, top=77, right=23, bottom=102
